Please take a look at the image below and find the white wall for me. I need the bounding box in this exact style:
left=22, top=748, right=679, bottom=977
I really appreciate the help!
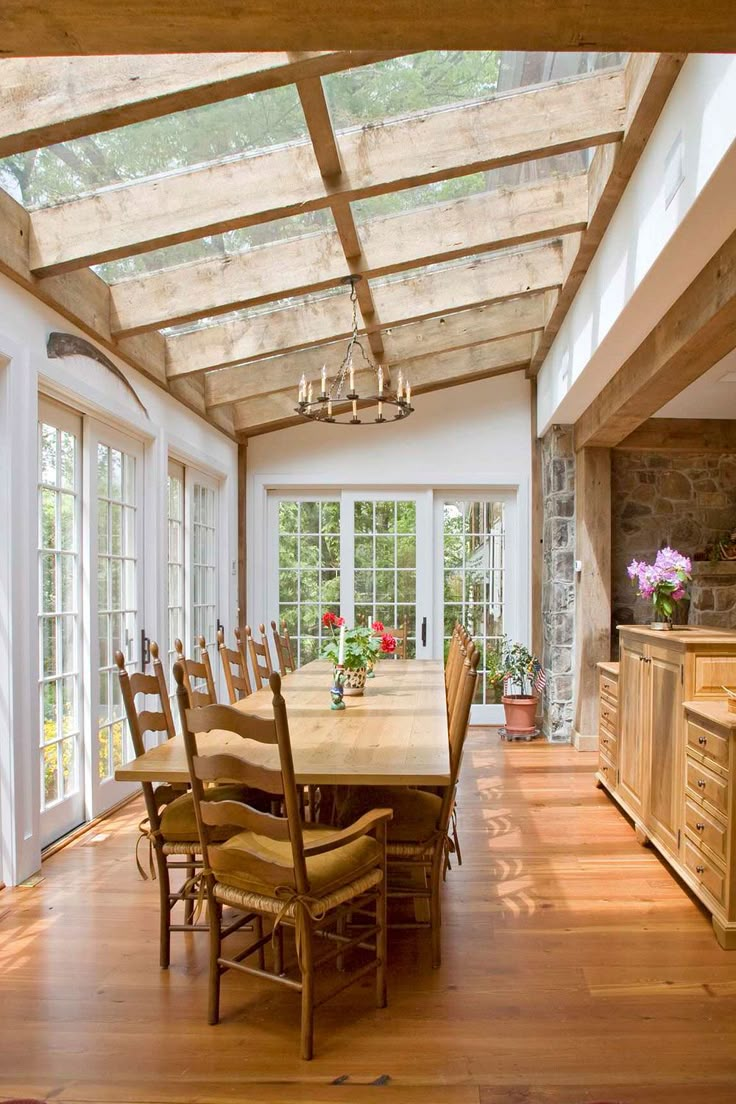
left=246, top=370, right=532, bottom=654
left=0, top=272, right=238, bottom=885
left=537, top=54, right=736, bottom=432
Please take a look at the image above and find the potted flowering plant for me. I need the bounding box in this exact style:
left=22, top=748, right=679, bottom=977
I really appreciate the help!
left=627, top=547, right=692, bottom=629
left=320, top=611, right=383, bottom=695
left=500, top=637, right=545, bottom=735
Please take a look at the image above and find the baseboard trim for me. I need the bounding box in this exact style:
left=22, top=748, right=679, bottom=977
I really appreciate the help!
left=573, top=729, right=599, bottom=752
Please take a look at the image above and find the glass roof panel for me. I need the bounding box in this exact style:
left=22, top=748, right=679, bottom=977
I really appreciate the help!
left=92, top=209, right=335, bottom=284
left=368, top=240, right=561, bottom=289
left=0, top=82, right=309, bottom=211
left=351, top=149, right=593, bottom=225
left=323, top=51, right=625, bottom=133
left=162, top=283, right=349, bottom=337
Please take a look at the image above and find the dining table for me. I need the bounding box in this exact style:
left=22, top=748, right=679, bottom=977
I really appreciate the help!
left=115, top=658, right=450, bottom=789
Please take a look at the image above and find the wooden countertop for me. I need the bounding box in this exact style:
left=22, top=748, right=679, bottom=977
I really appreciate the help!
left=597, top=661, right=619, bottom=677
left=683, top=699, right=736, bottom=731
left=618, top=625, right=736, bottom=645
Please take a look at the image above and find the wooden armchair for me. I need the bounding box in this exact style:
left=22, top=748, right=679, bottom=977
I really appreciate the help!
left=218, top=627, right=253, bottom=702
left=174, top=635, right=217, bottom=706
left=271, top=618, right=297, bottom=675
left=336, top=645, right=479, bottom=968
left=174, top=668, right=392, bottom=1060
left=245, top=622, right=274, bottom=688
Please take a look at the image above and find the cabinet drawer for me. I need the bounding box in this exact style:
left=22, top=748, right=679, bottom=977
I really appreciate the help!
left=683, top=839, right=725, bottom=906
left=598, top=759, right=616, bottom=789
left=599, top=729, right=617, bottom=763
left=686, top=756, right=729, bottom=818
left=686, top=718, right=730, bottom=773
left=684, top=798, right=728, bottom=863
left=599, top=674, right=619, bottom=702
left=599, top=699, right=618, bottom=733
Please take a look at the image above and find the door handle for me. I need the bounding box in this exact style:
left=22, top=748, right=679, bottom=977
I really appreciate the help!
left=140, top=628, right=150, bottom=671
left=216, top=617, right=224, bottom=638
left=421, top=616, right=427, bottom=647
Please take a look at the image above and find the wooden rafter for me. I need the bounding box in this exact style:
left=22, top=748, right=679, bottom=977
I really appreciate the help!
left=205, top=294, right=548, bottom=408
left=109, top=172, right=587, bottom=337
left=2, top=1, right=734, bottom=53
left=574, top=230, right=736, bottom=450
left=528, top=52, right=686, bottom=376
left=163, top=241, right=562, bottom=377
left=232, top=335, right=533, bottom=435
left=27, top=70, right=625, bottom=275
left=0, top=52, right=398, bottom=157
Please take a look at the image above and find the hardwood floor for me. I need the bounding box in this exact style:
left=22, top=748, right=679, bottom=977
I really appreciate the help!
left=2, top=733, right=736, bottom=1103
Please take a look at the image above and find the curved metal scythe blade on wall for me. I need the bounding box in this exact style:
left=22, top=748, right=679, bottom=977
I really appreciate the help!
left=46, top=332, right=148, bottom=417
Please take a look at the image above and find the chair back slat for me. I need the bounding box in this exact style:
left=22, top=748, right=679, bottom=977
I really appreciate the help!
left=128, top=671, right=161, bottom=697
left=218, top=627, right=253, bottom=702
left=200, top=800, right=291, bottom=840
left=245, top=623, right=273, bottom=688
left=174, top=636, right=217, bottom=707
left=271, top=619, right=296, bottom=675
left=175, top=667, right=310, bottom=895
left=192, top=753, right=284, bottom=795
left=137, top=710, right=170, bottom=734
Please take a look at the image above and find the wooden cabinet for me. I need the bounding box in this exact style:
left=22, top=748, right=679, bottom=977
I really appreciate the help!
left=597, top=626, right=736, bottom=949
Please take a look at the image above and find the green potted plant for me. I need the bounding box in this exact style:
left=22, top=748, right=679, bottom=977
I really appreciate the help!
left=320, top=611, right=382, bottom=695
left=500, top=637, right=545, bottom=735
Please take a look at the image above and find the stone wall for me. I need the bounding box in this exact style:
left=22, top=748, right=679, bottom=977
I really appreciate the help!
left=541, top=426, right=576, bottom=742
left=612, top=451, right=736, bottom=630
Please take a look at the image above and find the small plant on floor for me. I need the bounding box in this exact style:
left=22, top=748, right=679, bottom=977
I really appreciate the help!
left=499, top=636, right=545, bottom=736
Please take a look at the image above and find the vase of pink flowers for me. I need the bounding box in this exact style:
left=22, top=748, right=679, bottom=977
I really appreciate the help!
left=627, top=547, right=693, bottom=629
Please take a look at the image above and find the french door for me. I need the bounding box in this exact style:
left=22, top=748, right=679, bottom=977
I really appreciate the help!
left=88, top=420, right=143, bottom=814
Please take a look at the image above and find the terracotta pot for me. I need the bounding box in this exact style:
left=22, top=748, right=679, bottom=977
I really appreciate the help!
left=342, top=667, right=367, bottom=696
left=502, top=694, right=538, bottom=735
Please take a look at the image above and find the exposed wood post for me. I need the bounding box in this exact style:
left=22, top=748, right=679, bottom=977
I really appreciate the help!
left=573, top=447, right=611, bottom=751
left=530, top=378, right=543, bottom=664
left=237, top=440, right=248, bottom=630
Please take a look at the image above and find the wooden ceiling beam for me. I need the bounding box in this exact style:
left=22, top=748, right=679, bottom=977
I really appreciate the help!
left=165, top=241, right=562, bottom=377
left=2, top=2, right=734, bottom=53
left=28, top=70, right=624, bottom=276
left=205, top=294, right=547, bottom=408
left=109, top=173, right=586, bottom=336
left=232, top=334, right=532, bottom=434
left=0, top=52, right=397, bottom=158
left=574, top=230, right=736, bottom=450
left=615, top=419, right=736, bottom=453
left=528, top=52, right=686, bottom=376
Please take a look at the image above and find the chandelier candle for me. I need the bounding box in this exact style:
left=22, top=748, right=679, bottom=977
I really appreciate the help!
left=294, top=274, right=414, bottom=426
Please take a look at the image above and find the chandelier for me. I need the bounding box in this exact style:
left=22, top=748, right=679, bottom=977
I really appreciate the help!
left=295, top=275, right=414, bottom=425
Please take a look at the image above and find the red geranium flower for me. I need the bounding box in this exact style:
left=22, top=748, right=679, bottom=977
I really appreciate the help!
left=371, top=620, right=385, bottom=632
left=336, top=616, right=345, bottom=626
left=322, top=611, right=338, bottom=627
left=380, top=633, right=397, bottom=654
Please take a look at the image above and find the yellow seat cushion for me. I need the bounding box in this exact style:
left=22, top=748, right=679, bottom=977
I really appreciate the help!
left=213, top=824, right=381, bottom=898
left=159, top=785, right=270, bottom=843
left=337, top=787, right=442, bottom=843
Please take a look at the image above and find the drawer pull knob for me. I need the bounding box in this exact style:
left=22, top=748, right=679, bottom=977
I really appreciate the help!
left=697, top=779, right=707, bottom=788
left=696, top=865, right=705, bottom=874
left=696, top=822, right=705, bottom=832
left=698, top=735, right=707, bottom=746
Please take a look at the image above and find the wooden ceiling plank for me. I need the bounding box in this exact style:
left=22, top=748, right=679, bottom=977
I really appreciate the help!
left=232, top=335, right=532, bottom=433
left=0, top=52, right=398, bottom=158
left=2, top=2, right=734, bottom=54
left=28, top=70, right=625, bottom=276
left=574, top=230, right=736, bottom=450
left=109, top=172, right=587, bottom=336
left=616, top=419, right=736, bottom=452
left=205, top=294, right=546, bottom=407
left=166, top=241, right=562, bottom=377
left=528, top=52, right=686, bottom=376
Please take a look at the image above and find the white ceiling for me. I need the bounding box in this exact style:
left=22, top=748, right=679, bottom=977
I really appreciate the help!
left=655, top=346, right=736, bottom=419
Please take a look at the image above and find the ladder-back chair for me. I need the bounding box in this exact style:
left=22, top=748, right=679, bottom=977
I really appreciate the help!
left=175, top=667, right=392, bottom=1060
left=271, top=618, right=297, bottom=675
left=218, top=627, right=253, bottom=702
left=336, top=645, right=479, bottom=969
left=378, top=619, right=408, bottom=660
left=174, top=635, right=217, bottom=707
left=245, top=622, right=274, bottom=688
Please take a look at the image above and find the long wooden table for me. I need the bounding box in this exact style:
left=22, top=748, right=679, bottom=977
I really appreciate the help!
left=115, top=659, right=450, bottom=788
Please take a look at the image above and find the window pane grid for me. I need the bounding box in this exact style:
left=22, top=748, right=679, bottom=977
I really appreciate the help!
left=38, top=422, right=80, bottom=811
left=166, top=470, right=185, bottom=695
left=354, top=500, right=417, bottom=658
left=278, top=500, right=340, bottom=666
left=443, top=500, right=505, bottom=705
left=192, top=482, right=217, bottom=654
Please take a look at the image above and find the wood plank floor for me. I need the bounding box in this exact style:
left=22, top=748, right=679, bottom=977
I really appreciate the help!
left=2, top=733, right=736, bottom=1104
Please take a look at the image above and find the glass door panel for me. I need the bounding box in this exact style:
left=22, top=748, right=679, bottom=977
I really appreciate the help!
left=166, top=460, right=185, bottom=687
left=189, top=475, right=218, bottom=654
left=37, top=400, right=84, bottom=846
left=353, top=498, right=419, bottom=655
left=275, top=498, right=341, bottom=666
